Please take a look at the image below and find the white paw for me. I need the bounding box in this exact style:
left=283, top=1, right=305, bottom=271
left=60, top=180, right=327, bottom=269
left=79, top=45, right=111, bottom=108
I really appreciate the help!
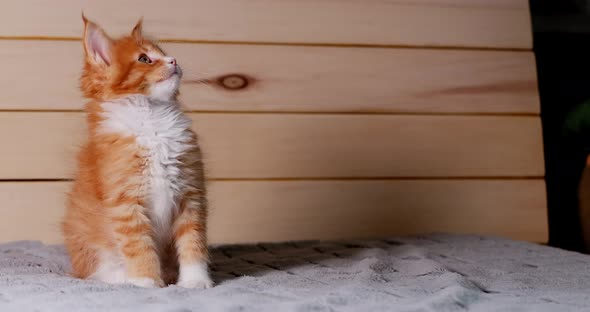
left=177, top=262, right=213, bottom=289
left=90, top=254, right=127, bottom=284
left=176, top=276, right=213, bottom=289
left=127, top=277, right=161, bottom=288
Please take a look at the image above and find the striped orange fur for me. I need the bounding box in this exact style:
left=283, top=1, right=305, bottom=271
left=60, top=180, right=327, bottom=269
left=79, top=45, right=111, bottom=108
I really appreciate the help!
left=62, top=15, right=212, bottom=288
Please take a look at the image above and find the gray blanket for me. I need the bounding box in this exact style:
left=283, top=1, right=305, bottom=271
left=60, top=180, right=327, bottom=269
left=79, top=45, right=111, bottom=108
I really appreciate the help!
left=1, top=234, right=589, bottom=312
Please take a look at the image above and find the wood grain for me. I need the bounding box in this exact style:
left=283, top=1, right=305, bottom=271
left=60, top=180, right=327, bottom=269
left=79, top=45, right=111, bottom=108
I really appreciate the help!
left=0, top=180, right=548, bottom=244
left=0, top=112, right=545, bottom=179
left=0, top=0, right=532, bottom=49
left=0, top=0, right=544, bottom=248
left=0, top=41, right=539, bottom=113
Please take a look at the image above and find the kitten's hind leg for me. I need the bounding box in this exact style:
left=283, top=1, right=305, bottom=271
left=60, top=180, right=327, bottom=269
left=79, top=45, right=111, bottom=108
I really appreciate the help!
left=90, top=250, right=127, bottom=284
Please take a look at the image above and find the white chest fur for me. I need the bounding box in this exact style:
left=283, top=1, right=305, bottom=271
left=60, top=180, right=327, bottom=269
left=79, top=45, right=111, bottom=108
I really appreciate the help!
left=98, top=95, right=194, bottom=236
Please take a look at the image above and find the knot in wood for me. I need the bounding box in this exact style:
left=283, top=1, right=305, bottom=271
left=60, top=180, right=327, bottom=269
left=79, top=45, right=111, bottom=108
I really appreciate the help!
left=219, top=74, right=249, bottom=90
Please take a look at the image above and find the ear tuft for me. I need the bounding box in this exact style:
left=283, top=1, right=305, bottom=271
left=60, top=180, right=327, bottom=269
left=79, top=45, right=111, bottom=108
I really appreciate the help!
left=131, top=18, right=144, bottom=43
left=82, top=16, right=112, bottom=66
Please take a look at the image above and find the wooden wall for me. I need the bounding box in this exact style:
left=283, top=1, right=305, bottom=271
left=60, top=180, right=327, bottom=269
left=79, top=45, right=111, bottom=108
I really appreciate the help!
left=0, top=0, right=547, bottom=244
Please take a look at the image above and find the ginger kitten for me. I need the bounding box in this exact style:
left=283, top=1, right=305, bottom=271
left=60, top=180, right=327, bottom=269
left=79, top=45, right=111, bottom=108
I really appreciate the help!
left=62, top=16, right=212, bottom=289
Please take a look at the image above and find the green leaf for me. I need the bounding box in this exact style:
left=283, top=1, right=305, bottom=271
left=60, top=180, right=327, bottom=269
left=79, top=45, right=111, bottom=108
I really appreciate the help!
left=564, top=99, right=590, bottom=136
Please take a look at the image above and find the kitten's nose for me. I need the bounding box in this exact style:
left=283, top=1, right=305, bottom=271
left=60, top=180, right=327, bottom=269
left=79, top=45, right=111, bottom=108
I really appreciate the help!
left=168, top=58, right=177, bottom=66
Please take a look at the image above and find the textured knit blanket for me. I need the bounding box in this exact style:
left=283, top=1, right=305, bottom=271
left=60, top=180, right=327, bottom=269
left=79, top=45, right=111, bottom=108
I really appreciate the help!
left=1, top=234, right=589, bottom=312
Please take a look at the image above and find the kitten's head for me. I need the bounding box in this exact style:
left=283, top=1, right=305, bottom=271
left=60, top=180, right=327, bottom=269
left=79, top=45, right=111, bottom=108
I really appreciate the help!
left=80, top=15, right=182, bottom=102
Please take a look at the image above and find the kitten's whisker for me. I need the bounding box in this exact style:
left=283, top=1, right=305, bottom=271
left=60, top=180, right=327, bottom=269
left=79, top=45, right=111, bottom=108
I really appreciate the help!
left=182, top=70, right=226, bottom=78
left=183, top=78, right=215, bottom=85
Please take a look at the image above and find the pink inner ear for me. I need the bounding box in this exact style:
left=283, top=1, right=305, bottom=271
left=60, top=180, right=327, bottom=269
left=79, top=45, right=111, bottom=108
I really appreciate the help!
left=86, top=26, right=111, bottom=65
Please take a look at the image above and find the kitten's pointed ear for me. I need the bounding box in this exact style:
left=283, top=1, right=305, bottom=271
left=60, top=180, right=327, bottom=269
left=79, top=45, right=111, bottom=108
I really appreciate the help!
left=131, top=18, right=144, bottom=43
left=82, top=14, right=112, bottom=66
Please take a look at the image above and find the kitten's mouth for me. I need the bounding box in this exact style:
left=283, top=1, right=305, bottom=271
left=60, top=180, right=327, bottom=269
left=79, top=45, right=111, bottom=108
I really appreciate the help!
left=157, top=71, right=180, bottom=83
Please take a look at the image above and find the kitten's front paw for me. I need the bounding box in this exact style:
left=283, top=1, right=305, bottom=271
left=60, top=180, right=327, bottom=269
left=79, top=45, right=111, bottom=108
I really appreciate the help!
left=177, top=262, right=213, bottom=289
left=127, top=277, right=165, bottom=288
left=176, top=276, right=213, bottom=289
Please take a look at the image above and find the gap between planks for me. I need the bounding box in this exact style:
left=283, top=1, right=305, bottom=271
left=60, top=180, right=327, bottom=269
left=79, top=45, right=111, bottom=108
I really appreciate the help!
left=0, top=36, right=533, bottom=52
left=0, top=177, right=546, bottom=183
left=0, top=110, right=541, bottom=117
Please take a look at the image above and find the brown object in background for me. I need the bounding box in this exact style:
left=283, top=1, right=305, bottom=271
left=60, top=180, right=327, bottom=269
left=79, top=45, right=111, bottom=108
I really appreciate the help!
left=579, top=154, right=590, bottom=250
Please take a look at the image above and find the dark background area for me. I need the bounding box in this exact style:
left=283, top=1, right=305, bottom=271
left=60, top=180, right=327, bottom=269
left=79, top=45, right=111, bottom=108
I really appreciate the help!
left=532, top=0, right=590, bottom=252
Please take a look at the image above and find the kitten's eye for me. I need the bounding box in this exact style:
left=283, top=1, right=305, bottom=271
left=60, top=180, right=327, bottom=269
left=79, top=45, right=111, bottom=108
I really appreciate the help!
left=138, top=54, right=152, bottom=64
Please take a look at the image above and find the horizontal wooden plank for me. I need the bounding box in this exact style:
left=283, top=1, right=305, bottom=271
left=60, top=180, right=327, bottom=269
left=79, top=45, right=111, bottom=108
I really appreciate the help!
left=0, top=41, right=540, bottom=113
left=0, top=113, right=545, bottom=179
left=0, top=0, right=532, bottom=49
left=0, top=180, right=548, bottom=244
